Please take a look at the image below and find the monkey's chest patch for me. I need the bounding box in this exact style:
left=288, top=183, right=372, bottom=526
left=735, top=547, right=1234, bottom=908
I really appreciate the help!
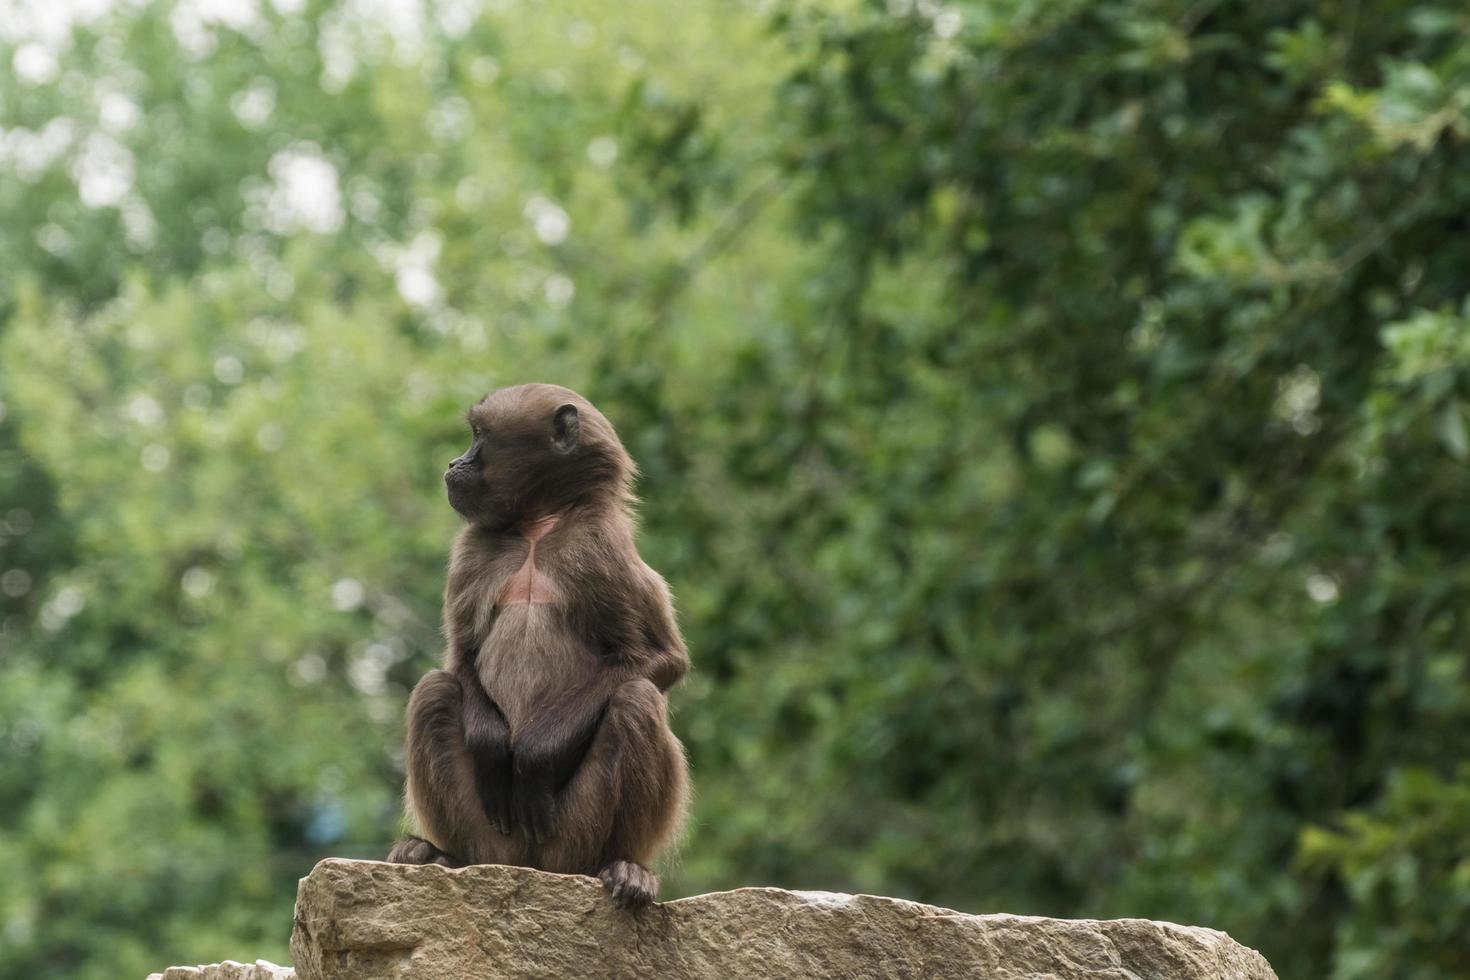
left=498, top=556, right=558, bottom=605
left=496, top=515, right=562, bottom=606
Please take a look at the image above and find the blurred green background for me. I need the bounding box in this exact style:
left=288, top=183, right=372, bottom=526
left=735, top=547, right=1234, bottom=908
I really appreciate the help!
left=2, top=1, right=1469, bottom=977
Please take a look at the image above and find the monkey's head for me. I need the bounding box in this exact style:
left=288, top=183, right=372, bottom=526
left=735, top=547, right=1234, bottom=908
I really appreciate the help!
left=444, top=383, right=634, bottom=526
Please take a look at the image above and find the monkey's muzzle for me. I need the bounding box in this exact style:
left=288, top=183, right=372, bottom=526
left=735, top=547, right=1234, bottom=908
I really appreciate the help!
left=444, top=462, right=483, bottom=516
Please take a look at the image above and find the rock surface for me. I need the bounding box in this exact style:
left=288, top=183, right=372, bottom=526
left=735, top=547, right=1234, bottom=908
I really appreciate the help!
left=283, top=858, right=1278, bottom=980
left=146, top=959, right=294, bottom=980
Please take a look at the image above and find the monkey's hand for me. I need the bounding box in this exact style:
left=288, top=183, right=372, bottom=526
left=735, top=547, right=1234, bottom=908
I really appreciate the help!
left=511, top=703, right=604, bottom=844
left=458, top=664, right=513, bottom=836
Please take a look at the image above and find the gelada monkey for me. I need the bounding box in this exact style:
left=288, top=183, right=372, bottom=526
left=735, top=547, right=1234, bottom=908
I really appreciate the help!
left=387, top=384, right=689, bottom=908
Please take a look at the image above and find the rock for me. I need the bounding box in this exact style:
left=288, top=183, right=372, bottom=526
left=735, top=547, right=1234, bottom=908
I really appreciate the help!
left=287, top=858, right=1278, bottom=980
left=145, top=960, right=294, bottom=980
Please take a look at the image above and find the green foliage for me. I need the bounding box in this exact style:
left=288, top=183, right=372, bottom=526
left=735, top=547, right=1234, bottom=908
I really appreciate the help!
left=1302, top=767, right=1470, bottom=979
left=1, top=2, right=1469, bottom=979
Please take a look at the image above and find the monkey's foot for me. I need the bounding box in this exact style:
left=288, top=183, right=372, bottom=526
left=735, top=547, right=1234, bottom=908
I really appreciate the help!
left=386, top=836, right=462, bottom=867
left=598, top=859, right=658, bottom=910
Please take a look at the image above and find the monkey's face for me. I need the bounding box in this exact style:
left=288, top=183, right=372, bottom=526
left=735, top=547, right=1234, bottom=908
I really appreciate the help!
left=445, top=384, right=628, bottom=526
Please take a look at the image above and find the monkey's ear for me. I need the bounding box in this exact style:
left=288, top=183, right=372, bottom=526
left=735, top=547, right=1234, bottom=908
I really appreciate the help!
left=551, top=403, right=580, bottom=453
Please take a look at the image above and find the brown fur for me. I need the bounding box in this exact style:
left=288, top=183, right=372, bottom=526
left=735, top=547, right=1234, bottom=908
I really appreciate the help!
left=387, top=384, right=690, bottom=909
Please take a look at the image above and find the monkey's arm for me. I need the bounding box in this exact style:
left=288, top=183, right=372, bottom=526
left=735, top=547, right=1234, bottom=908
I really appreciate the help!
left=511, top=645, right=685, bottom=841
left=508, top=558, right=689, bottom=841
left=638, top=565, right=690, bottom=691
left=455, top=659, right=514, bottom=836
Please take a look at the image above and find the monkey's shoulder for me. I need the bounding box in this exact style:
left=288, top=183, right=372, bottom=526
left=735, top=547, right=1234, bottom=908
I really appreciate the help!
left=634, top=558, right=674, bottom=593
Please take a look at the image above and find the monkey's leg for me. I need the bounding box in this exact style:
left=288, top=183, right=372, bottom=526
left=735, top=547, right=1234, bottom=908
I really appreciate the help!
left=400, top=669, right=529, bottom=867
left=538, top=678, right=688, bottom=908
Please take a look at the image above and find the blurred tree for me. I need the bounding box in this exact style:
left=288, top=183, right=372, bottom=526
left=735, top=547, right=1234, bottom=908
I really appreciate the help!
left=665, top=4, right=1470, bottom=978
left=0, top=1, right=788, bottom=975
left=1, top=2, right=1468, bottom=979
